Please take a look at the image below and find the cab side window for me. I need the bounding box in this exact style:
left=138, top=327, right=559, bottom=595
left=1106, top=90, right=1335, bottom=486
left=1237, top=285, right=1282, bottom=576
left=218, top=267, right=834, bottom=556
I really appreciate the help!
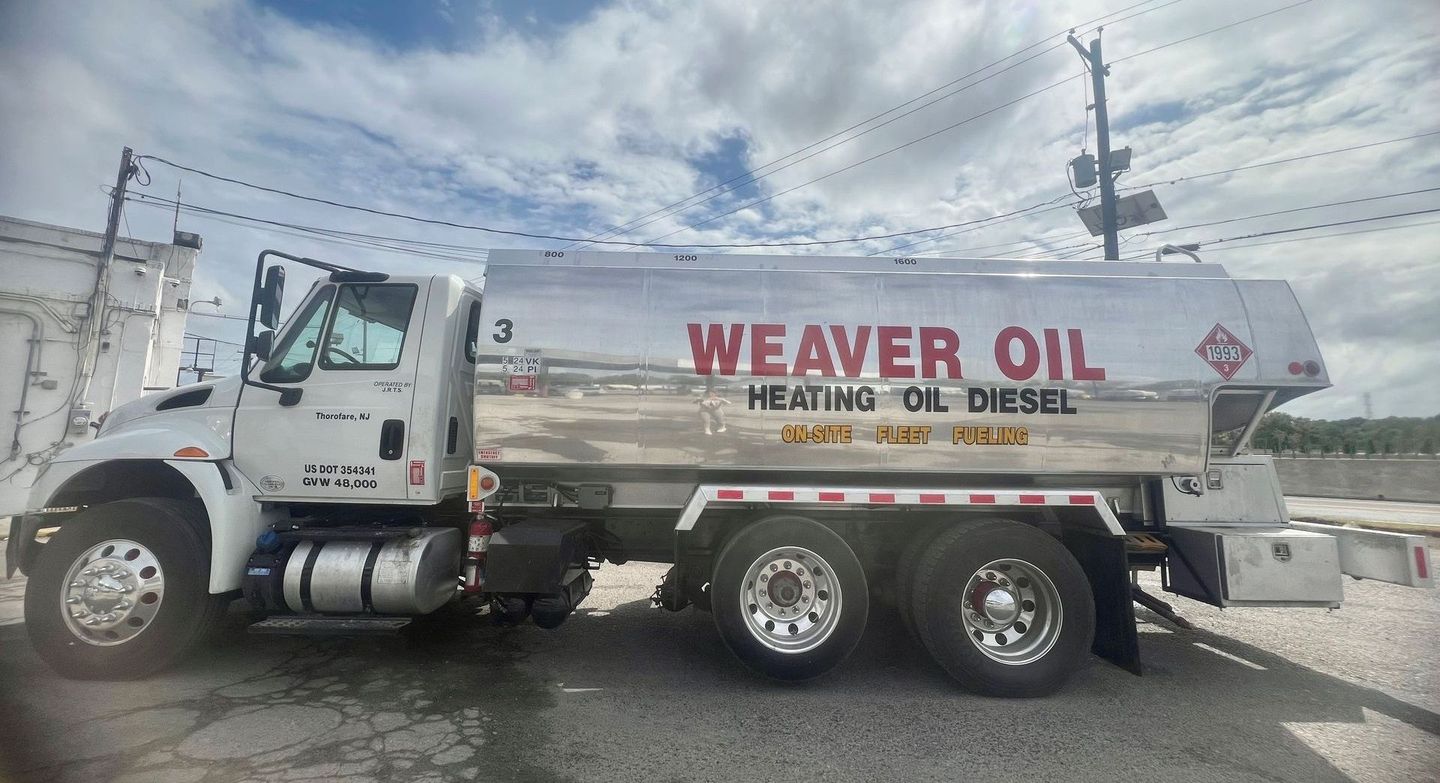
left=259, top=286, right=334, bottom=384
left=320, top=284, right=419, bottom=370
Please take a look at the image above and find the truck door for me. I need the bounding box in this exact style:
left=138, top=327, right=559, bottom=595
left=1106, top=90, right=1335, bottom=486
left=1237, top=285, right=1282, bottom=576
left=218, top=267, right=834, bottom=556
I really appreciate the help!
left=232, top=280, right=426, bottom=502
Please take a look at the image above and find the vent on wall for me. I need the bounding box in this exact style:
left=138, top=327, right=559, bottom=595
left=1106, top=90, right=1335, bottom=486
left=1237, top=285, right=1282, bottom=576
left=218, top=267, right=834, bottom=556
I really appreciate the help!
left=156, top=387, right=213, bottom=411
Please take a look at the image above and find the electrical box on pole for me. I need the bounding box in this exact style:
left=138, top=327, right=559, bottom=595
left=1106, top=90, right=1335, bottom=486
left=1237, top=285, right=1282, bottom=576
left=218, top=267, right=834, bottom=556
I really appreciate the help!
left=1070, top=153, right=1098, bottom=188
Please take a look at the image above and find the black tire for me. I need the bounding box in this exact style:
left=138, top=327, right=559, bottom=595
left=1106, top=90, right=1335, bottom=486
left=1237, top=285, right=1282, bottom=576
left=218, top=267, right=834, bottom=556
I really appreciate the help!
left=893, top=522, right=952, bottom=643
left=912, top=519, right=1094, bottom=697
left=25, top=498, right=225, bottom=680
left=711, top=515, right=868, bottom=681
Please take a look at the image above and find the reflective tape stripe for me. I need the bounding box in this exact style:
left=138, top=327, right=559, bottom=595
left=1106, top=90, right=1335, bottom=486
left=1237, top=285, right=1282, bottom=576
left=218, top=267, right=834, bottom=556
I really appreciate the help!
left=689, top=487, right=1121, bottom=536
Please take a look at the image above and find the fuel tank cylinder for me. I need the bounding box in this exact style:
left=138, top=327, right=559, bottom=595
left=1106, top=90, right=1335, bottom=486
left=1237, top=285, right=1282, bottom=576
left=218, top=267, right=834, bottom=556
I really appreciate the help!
left=282, top=528, right=461, bottom=614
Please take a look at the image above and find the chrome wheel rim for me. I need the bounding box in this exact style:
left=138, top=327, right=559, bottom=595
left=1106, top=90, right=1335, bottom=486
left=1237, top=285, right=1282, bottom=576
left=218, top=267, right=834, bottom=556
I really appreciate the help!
left=960, top=558, right=1061, bottom=666
left=60, top=539, right=165, bottom=646
left=739, top=546, right=842, bottom=654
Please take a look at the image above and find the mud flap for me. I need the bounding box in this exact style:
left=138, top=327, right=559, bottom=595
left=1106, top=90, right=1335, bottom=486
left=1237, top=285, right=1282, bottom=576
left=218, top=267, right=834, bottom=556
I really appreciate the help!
left=1063, top=528, right=1141, bottom=675
left=5, top=514, right=42, bottom=579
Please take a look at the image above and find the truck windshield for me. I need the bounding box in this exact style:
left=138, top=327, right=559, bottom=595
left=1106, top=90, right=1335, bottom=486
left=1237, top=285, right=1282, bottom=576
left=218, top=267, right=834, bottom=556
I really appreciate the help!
left=258, top=285, right=334, bottom=384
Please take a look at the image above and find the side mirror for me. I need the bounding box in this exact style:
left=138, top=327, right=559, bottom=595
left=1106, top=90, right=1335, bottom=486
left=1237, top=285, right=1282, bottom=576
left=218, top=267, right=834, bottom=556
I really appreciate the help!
left=258, top=265, right=286, bottom=329
left=249, top=330, right=274, bottom=361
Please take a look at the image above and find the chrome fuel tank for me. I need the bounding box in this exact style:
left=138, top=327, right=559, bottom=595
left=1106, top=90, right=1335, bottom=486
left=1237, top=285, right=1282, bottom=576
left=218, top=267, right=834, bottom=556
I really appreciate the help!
left=472, top=252, right=1327, bottom=478
left=283, top=528, right=460, bottom=614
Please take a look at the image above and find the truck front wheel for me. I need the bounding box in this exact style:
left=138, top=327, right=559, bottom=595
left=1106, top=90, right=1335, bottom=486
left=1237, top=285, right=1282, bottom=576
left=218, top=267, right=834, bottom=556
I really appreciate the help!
left=24, top=498, right=225, bottom=679
left=911, top=519, right=1095, bottom=697
left=711, top=515, right=868, bottom=681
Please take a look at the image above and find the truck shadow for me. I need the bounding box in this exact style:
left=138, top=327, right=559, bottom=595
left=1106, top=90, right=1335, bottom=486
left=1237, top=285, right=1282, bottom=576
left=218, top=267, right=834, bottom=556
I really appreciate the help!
left=2, top=583, right=1434, bottom=782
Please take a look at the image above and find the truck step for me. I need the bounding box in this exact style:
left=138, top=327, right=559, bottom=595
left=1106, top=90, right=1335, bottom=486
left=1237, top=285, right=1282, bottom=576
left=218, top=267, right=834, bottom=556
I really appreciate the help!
left=247, top=616, right=412, bottom=636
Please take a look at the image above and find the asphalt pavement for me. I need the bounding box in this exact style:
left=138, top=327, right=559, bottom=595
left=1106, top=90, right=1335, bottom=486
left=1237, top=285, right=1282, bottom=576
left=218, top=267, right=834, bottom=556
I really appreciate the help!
left=1, top=547, right=1437, bottom=783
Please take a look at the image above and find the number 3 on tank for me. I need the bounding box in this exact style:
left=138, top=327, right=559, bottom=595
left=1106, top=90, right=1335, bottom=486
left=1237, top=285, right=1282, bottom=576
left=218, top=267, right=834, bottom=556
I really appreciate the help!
left=493, top=318, right=513, bottom=343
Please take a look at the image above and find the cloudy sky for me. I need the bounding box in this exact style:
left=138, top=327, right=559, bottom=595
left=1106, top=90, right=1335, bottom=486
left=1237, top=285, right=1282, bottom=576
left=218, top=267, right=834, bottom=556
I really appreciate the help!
left=1, top=0, right=1436, bottom=418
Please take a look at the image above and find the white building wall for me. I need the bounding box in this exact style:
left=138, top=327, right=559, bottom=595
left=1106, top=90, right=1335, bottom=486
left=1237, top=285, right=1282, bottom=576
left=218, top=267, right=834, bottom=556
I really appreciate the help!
left=0, top=215, right=199, bottom=516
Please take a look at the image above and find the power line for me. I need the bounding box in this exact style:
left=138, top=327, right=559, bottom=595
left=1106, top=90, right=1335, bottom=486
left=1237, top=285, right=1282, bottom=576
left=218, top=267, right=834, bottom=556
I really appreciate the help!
left=1107, top=207, right=1440, bottom=259
left=1111, top=0, right=1318, bottom=65
left=135, top=2, right=1219, bottom=253
left=136, top=76, right=1086, bottom=251
left=187, top=311, right=251, bottom=323
left=1132, top=186, right=1440, bottom=236
left=126, top=193, right=494, bottom=263
left=643, top=0, right=1319, bottom=245
left=638, top=77, right=1080, bottom=245
left=128, top=183, right=1094, bottom=252
left=1116, top=130, right=1440, bottom=193
left=875, top=200, right=1078, bottom=256
left=899, top=132, right=1439, bottom=257
left=184, top=332, right=246, bottom=347
left=566, top=0, right=1184, bottom=249
left=1184, top=217, right=1440, bottom=252
left=1196, top=207, right=1440, bottom=246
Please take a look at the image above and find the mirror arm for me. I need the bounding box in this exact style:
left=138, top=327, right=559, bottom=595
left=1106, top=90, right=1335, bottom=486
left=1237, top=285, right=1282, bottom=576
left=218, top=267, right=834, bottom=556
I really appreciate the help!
left=242, top=377, right=304, bottom=407
left=241, top=249, right=365, bottom=407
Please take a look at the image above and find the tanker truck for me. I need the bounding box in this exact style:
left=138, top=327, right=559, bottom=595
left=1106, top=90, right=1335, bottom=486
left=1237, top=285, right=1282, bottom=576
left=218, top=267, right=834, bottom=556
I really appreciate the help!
left=7, top=249, right=1432, bottom=697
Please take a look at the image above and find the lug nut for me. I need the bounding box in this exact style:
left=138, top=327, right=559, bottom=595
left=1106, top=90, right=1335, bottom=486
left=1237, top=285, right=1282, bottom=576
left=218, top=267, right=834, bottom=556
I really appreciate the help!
left=783, top=561, right=792, bottom=570
left=797, top=568, right=805, bottom=576
left=760, top=574, right=768, bottom=582
left=770, top=564, right=778, bottom=572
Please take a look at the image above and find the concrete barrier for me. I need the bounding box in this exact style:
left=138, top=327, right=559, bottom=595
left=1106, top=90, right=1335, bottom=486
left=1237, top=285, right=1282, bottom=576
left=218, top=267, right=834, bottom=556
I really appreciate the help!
left=1272, top=457, right=1440, bottom=503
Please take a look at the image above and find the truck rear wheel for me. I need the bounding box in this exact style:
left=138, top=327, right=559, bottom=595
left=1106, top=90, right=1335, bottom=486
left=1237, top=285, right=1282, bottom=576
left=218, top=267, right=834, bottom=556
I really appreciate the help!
left=711, top=516, right=868, bottom=681
left=25, top=498, right=225, bottom=679
left=911, top=519, right=1094, bottom=697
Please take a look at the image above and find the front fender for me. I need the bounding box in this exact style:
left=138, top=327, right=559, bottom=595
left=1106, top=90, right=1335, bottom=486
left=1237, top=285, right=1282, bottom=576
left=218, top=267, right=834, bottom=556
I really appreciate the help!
left=164, top=459, right=275, bottom=593
left=15, top=457, right=272, bottom=594
left=52, top=411, right=233, bottom=466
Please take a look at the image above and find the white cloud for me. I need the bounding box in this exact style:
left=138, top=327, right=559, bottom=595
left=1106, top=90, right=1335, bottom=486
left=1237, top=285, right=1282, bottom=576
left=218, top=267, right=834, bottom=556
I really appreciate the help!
left=0, top=0, right=1436, bottom=415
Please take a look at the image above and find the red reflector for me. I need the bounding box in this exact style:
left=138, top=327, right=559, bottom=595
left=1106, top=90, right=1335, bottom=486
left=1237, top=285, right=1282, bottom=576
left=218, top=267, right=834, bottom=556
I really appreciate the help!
left=1417, top=546, right=1430, bottom=580
left=768, top=490, right=795, bottom=501
left=919, top=493, right=945, bottom=504
left=869, top=493, right=895, bottom=503
left=408, top=461, right=425, bottom=485
left=1068, top=494, right=1095, bottom=505
left=1287, top=361, right=1304, bottom=375
left=1020, top=494, right=1045, bottom=504
left=819, top=492, right=845, bottom=502
left=717, top=489, right=744, bottom=500
left=970, top=494, right=996, bottom=504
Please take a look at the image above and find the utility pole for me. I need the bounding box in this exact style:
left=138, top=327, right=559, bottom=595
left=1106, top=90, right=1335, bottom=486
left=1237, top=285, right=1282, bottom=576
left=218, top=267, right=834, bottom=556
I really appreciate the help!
left=1068, top=34, right=1119, bottom=260
left=76, top=147, right=136, bottom=405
